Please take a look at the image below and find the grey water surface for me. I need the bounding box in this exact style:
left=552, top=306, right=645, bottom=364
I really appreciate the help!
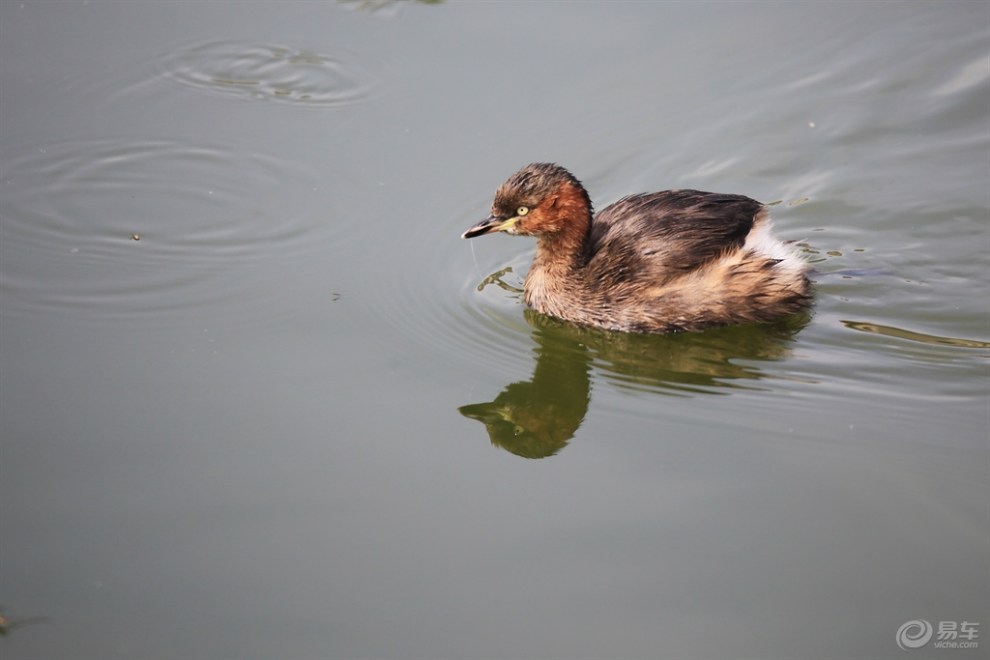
left=1, top=2, right=988, bottom=659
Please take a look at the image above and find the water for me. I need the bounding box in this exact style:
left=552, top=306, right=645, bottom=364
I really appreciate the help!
left=1, top=2, right=987, bottom=658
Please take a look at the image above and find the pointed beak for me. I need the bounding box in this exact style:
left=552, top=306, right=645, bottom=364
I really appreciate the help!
left=461, top=214, right=518, bottom=239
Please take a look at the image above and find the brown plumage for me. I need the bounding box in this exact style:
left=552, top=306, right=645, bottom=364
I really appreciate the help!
left=462, top=163, right=812, bottom=333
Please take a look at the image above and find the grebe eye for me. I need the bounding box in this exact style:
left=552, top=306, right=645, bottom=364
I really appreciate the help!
left=516, top=206, right=529, bottom=216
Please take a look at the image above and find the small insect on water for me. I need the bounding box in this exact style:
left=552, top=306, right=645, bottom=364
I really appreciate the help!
left=0, top=608, right=49, bottom=637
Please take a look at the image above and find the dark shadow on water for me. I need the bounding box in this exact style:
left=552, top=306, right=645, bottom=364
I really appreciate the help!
left=459, top=310, right=809, bottom=459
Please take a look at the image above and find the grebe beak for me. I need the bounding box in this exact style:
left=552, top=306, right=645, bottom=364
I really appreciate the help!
left=461, top=214, right=519, bottom=239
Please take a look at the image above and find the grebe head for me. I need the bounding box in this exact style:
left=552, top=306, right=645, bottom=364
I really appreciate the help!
left=462, top=163, right=592, bottom=239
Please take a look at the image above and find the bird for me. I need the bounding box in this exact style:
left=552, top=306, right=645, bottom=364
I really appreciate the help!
left=462, top=163, right=811, bottom=333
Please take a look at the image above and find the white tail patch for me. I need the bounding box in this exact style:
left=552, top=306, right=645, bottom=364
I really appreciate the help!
left=744, top=212, right=808, bottom=276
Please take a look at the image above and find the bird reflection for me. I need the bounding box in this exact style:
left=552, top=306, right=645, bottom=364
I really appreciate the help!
left=460, top=314, right=591, bottom=459
left=460, top=307, right=808, bottom=459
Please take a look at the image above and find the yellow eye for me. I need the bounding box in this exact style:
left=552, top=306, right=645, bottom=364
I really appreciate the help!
left=516, top=206, right=529, bottom=216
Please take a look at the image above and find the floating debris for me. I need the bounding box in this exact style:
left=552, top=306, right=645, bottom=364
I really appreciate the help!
left=841, top=320, right=990, bottom=348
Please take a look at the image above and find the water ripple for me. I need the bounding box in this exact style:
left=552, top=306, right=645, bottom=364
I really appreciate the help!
left=352, top=202, right=538, bottom=379
left=158, top=40, right=376, bottom=107
left=0, top=139, right=330, bottom=325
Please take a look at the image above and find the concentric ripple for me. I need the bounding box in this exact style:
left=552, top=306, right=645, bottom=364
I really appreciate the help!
left=159, top=40, right=375, bottom=107
left=0, top=139, right=330, bottom=325
left=420, top=253, right=538, bottom=379
left=358, top=212, right=539, bottom=380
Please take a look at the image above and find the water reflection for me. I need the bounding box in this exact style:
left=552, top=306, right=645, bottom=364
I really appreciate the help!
left=460, top=313, right=591, bottom=459
left=460, top=310, right=807, bottom=459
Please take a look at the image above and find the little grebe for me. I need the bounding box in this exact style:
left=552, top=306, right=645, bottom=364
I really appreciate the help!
left=462, top=163, right=811, bottom=333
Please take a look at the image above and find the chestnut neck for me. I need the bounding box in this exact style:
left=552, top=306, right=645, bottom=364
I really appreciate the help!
left=532, top=181, right=593, bottom=275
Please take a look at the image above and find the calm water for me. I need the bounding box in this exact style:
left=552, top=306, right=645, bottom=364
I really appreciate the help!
left=1, top=2, right=987, bottom=659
